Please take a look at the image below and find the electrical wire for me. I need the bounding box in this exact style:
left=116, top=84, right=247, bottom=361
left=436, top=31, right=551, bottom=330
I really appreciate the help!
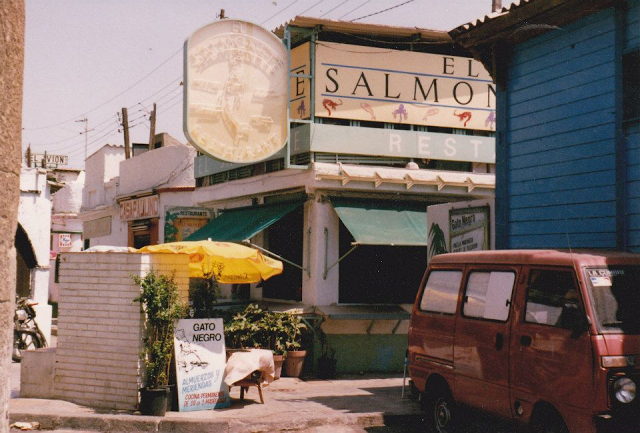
left=261, top=0, right=302, bottom=25
left=351, top=0, right=415, bottom=22
left=338, top=0, right=373, bottom=20
left=22, top=46, right=183, bottom=131
left=297, top=0, right=324, bottom=16
left=319, top=0, right=354, bottom=18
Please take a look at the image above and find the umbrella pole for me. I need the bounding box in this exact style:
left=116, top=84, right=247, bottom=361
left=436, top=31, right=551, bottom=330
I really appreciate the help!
left=243, top=242, right=307, bottom=273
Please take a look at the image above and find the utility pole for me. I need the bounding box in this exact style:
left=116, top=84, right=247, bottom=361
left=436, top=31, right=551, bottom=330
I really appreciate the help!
left=75, top=118, right=92, bottom=162
left=122, top=108, right=131, bottom=159
left=492, top=0, right=502, bottom=12
left=26, top=145, right=32, bottom=168
left=148, top=103, right=156, bottom=150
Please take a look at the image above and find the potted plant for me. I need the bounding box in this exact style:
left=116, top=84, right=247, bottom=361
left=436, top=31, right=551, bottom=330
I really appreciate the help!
left=264, top=311, right=288, bottom=380
left=133, top=270, right=186, bottom=416
left=282, top=312, right=307, bottom=378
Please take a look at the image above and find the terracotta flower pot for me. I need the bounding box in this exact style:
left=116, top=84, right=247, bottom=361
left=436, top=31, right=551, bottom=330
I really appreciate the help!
left=284, top=350, right=307, bottom=377
left=273, top=354, right=285, bottom=380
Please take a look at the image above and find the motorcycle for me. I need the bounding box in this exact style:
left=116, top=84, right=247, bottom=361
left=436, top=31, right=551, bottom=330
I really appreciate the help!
left=13, top=297, right=47, bottom=362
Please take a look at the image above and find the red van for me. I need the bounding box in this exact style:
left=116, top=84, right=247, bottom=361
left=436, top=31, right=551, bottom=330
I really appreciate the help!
left=408, top=250, right=639, bottom=433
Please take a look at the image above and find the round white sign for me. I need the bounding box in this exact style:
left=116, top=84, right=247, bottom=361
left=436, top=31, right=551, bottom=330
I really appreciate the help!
left=184, top=20, right=288, bottom=164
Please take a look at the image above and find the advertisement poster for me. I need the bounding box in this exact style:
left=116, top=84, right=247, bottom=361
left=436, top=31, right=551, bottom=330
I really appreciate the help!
left=58, top=233, right=72, bottom=248
left=449, top=206, right=490, bottom=253
left=164, top=207, right=215, bottom=242
left=426, top=199, right=494, bottom=260
left=174, top=318, right=230, bottom=411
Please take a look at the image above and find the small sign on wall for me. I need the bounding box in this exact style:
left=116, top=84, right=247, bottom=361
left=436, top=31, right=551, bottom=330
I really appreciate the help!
left=58, top=233, right=72, bottom=248
left=174, top=318, right=230, bottom=411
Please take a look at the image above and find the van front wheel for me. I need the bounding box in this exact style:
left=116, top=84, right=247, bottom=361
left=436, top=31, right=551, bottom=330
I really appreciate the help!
left=424, top=389, right=457, bottom=433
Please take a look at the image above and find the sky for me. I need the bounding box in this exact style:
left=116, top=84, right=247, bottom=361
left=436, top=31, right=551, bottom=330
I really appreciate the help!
left=22, top=0, right=496, bottom=169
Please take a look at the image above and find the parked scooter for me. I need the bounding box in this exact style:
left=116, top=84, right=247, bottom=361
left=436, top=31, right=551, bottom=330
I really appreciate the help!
left=13, top=297, right=47, bottom=362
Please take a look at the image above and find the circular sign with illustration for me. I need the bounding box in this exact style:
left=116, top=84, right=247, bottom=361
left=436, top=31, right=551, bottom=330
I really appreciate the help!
left=184, top=19, right=288, bottom=163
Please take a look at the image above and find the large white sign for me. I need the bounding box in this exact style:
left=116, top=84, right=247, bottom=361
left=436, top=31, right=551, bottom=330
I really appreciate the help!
left=174, top=318, right=230, bottom=411
left=315, top=42, right=496, bottom=131
left=184, top=20, right=288, bottom=164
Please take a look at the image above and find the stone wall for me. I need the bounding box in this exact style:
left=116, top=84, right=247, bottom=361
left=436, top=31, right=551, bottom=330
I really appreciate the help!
left=55, top=252, right=189, bottom=410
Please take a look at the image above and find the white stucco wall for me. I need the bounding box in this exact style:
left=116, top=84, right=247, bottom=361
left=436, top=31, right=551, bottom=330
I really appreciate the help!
left=82, top=145, right=125, bottom=210
left=118, top=145, right=195, bottom=197
left=18, top=167, right=53, bottom=341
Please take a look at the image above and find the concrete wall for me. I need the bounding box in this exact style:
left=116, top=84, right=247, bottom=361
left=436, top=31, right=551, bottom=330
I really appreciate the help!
left=55, top=252, right=190, bottom=410
left=1, top=2, right=25, bottom=430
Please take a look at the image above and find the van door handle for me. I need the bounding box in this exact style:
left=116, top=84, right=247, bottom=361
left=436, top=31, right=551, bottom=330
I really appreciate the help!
left=520, top=335, right=532, bottom=347
left=495, top=333, right=504, bottom=351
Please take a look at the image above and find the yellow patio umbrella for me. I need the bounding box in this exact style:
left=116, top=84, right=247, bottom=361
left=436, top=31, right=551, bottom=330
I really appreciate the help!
left=137, top=240, right=283, bottom=283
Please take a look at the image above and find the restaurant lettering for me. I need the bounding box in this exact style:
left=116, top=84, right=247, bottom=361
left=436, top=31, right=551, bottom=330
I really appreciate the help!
left=119, top=195, right=159, bottom=221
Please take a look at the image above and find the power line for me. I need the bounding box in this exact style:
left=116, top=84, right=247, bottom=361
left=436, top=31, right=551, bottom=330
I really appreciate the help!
left=320, top=0, right=354, bottom=18
left=260, top=0, right=302, bottom=25
left=22, top=46, right=183, bottom=131
left=297, top=0, right=324, bottom=16
left=351, top=0, right=415, bottom=22
left=338, top=0, right=373, bottom=19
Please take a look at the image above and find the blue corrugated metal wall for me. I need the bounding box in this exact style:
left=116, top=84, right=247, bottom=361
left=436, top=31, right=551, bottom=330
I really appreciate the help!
left=626, top=0, right=640, bottom=49
left=626, top=0, right=640, bottom=252
left=503, top=8, right=619, bottom=249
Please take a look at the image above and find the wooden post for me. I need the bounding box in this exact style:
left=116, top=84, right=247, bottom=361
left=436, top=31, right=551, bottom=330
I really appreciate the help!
left=148, top=103, right=156, bottom=150
left=122, top=107, right=131, bottom=159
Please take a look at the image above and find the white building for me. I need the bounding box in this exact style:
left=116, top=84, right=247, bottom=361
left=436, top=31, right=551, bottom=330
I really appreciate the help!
left=17, top=166, right=53, bottom=342
left=49, top=170, right=85, bottom=303
left=79, top=133, right=208, bottom=249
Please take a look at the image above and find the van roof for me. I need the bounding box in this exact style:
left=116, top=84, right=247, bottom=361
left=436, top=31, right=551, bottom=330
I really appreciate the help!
left=430, top=249, right=640, bottom=267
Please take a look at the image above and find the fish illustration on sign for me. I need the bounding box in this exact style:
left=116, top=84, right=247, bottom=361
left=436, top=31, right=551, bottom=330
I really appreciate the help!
left=485, top=111, right=496, bottom=129
left=392, top=104, right=409, bottom=122
left=360, top=102, right=376, bottom=120
left=453, top=110, right=472, bottom=127
left=322, top=98, right=343, bottom=116
left=422, top=107, right=440, bottom=121
left=296, top=100, right=306, bottom=117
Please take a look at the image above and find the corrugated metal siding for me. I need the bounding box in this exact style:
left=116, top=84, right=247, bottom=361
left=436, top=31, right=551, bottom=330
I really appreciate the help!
left=505, top=8, right=618, bottom=249
left=627, top=0, right=640, bottom=50
left=627, top=123, right=640, bottom=251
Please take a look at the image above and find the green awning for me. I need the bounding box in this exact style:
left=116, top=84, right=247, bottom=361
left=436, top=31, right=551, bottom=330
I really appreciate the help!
left=331, top=198, right=427, bottom=246
left=185, top=201, right=303, bottom=242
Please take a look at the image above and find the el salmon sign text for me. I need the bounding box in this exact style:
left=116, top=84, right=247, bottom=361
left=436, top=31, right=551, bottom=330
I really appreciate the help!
left=309, top=42, right=496, bottom=131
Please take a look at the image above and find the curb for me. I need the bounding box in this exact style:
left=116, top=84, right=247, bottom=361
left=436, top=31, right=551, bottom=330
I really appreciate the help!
left=10, top=411, right=425, bottom=432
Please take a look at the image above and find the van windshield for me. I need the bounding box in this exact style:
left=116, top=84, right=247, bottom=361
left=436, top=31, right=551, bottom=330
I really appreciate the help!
left=585, top=266, right=640, bottom=334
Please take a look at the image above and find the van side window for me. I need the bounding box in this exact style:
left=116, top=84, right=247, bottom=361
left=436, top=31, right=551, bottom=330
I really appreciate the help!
left=525, top=270, right=580, bottom=328
left=419, top=270, right=462, bottom=314
left=462, top=271, right=515, bottom=321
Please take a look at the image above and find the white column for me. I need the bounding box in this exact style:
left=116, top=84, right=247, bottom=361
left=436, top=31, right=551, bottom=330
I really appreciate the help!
left=302, top=197, right=339, bottom=306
